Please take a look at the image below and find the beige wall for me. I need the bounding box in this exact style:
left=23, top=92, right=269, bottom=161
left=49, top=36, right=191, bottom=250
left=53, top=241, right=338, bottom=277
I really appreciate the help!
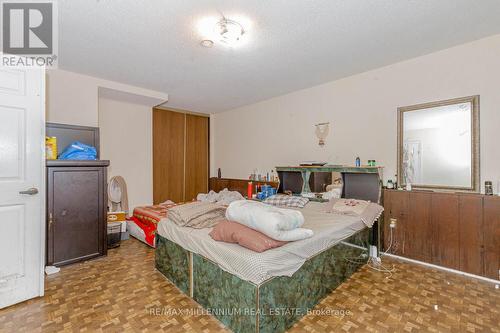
left=46, top=69, right=99, bottom=126
left=46, top=69, right=165, bottom=208
left=46, top=69, right=168, bottom=126
left=98, top=98, right=153, bottom=209
left=212, top=34, right=500, bottom=193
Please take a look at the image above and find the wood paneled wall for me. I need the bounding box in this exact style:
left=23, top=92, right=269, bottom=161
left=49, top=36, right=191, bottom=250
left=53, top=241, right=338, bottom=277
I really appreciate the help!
left=432, top=193, right=460, bottom=269
left=384, top=189, right=500, bottom=280
left=406, top=192, right=432, bottom=262
left=153, top=108, right=209, bottom=204
left=383, top=190, right=407, bottom=256
left=483, top=197, right=500, bottom=279
left=459, top=195, right=484, bottom=275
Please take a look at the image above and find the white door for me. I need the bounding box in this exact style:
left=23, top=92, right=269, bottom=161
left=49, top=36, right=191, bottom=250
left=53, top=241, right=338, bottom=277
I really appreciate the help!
left=0, top=63, right=45, bottom=308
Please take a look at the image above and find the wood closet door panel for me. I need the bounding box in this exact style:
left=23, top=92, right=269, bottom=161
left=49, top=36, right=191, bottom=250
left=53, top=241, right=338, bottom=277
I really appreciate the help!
left=184, top=114, right=209, bottom=201
left=406, top=192, right=432, bottom=261
left=431, top=193, right=459, bottom=269
left=383, top=190, right=408, bottom=256
left=482, top=196, right=499, bottom=280
left=459, top=195, right=483, bottom=276
left=153, top=109, right=185, bottom=204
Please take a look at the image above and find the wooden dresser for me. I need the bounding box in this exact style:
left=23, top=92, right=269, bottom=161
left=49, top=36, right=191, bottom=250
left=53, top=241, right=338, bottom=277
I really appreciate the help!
left=383, top=189, right=500, bottom=280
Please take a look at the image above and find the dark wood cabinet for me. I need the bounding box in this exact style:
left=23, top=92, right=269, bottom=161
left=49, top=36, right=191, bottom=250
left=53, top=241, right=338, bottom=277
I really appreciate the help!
left=383, top=189, right=500, bottom=280
left=46, top=160, right=109, bottom=266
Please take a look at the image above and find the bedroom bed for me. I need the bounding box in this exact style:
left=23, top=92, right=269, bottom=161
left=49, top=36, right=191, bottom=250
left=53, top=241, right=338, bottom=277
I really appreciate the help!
left=154, top=201, right=376, bottom=333
left=127, top=201, right=177, bottom=247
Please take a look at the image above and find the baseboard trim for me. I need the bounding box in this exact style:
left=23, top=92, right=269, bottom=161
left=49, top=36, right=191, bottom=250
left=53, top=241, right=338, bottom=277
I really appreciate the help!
left=384, top=253, right=500, bottom=284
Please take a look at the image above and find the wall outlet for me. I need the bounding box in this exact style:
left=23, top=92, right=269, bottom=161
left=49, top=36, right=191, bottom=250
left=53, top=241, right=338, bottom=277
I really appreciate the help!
left=370, top=256, right=382, bottom=266
left=389, top=218, right=397, bottom=228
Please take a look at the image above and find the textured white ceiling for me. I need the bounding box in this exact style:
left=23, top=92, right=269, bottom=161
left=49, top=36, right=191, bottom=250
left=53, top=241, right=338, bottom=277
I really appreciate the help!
left=58, top=0, right=500, bottom=113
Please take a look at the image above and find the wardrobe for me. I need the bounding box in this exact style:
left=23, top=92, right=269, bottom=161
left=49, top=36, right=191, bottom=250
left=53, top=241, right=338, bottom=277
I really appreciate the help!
left=46, top=123, right=109, bottom=266
left=153, top=108, right=209, bottom=203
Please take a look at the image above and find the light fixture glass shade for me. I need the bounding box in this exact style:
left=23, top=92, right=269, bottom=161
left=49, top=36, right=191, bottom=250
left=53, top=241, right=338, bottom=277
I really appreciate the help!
left=215, top=18, right=244, bottom=46
left=315, top=123, right=330, bottom=147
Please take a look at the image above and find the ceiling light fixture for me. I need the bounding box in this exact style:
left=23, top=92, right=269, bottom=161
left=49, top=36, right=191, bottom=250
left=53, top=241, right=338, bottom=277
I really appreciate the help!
left=200, top=39, right=214, bottom=48
left=215, top=17, right=245, bottom=46
left=197, top=15, right=249, bottom=48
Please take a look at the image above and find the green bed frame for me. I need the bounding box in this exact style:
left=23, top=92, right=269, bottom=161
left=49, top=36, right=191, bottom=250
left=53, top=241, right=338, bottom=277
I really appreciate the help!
left=155, top=228, right=370, bottom=333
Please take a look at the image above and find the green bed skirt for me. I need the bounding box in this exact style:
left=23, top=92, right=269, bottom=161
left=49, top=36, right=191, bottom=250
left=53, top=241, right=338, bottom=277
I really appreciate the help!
left=155, top=229, right=369, bottom=333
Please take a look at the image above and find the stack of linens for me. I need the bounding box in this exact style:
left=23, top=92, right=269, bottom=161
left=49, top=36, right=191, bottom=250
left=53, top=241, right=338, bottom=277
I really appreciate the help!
left=209, top=200, right=314, bottom=253
left=168, top=201, right=226, bottom=228
left=225, top=200, right=313, bottom=241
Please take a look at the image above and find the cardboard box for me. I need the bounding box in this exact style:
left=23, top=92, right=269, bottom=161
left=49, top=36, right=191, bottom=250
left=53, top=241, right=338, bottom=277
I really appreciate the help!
left=107, top=211, right=126, bottom=222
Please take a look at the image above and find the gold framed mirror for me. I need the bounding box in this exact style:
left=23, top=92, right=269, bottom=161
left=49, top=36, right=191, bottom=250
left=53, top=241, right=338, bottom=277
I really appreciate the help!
left=397, top=95, right=480, bottom=192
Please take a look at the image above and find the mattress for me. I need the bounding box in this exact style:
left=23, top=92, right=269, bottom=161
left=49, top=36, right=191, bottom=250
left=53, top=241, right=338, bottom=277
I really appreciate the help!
left=156, top=201, right=368, bottom=285
left=127, top=220, right=155, bottom=247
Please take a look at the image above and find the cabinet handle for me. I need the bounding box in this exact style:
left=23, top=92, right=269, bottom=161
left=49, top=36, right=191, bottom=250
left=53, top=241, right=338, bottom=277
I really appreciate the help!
left=48, top=213, right=54, bottom=229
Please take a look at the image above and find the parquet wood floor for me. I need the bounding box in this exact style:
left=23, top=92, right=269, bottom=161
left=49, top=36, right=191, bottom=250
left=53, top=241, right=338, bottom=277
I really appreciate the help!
left=0, top=238, right=498, bottom=333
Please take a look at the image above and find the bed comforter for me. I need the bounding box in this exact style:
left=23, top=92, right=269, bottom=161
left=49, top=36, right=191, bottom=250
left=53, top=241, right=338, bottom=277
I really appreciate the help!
left=129, top=201, right=177, bottom=246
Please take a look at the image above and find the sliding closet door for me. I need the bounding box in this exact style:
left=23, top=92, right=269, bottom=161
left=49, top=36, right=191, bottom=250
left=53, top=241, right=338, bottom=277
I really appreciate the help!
left=153, top=109, right=185, bottom=203
left=185, top=114, right=209, bottom=201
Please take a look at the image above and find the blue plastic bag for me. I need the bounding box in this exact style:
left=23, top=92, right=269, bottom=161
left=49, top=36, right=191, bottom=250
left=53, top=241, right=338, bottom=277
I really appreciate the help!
left=58, top=141, right=97, bottom=160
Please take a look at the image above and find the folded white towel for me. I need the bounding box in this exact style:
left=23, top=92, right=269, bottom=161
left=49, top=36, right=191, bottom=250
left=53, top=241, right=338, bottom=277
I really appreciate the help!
left=226, top=200, right=314, bottom=242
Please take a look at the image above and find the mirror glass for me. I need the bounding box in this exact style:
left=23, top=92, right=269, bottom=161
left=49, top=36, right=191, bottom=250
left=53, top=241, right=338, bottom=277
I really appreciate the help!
left=398, top=96, right=479, bottom=191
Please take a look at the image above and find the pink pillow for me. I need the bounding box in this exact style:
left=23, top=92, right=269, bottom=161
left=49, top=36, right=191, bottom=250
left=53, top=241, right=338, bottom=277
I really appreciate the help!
left=209, top=220, right=288, bottom=253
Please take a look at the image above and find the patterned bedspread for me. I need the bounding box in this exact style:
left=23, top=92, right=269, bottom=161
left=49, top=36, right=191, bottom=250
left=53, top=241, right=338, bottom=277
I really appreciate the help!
left=129, top=201, right=178, bottom=246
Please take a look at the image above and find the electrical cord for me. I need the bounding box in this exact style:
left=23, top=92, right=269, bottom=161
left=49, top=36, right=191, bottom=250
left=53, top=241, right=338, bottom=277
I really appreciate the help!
left=341, top=227, right=396, bottom=278
left=366, top=227, right=396, bottom=278
left=380, top=227, right=393, bottom=257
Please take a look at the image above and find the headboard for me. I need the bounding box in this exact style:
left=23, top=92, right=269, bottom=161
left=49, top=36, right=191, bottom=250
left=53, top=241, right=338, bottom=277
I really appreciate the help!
left=342, top=173, right=381, bottom=203
left=209, top=178, right=279, bottom=197
left=46, top=122, right=100, bottom=158
left=277, top=167, right=383, bottom=204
